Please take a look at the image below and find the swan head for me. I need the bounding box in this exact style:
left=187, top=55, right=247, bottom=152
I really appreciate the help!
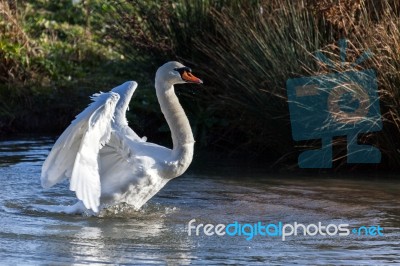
left=156, top=61, right=203, bottom=86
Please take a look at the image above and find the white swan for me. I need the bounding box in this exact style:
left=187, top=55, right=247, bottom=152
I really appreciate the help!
left=41, top=61, right=202, bottom=213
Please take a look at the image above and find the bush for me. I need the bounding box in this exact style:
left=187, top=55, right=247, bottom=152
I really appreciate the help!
left=2, top=0, right=400, bottom=169
left=0, top=0, right=131, bottom=134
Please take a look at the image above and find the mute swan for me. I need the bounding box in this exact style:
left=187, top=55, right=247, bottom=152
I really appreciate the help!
left=41, top=61, right=202, bottom=213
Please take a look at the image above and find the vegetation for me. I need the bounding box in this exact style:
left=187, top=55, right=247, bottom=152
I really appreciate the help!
left=1, top=0, right=400, bottom=170
left=0, top=0, right=132, bottom=134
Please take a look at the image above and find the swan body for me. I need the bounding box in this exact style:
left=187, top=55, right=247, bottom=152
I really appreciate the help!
left=41, top=61, right=202, bottom=213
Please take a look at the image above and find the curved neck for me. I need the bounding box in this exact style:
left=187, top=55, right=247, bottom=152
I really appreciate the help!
left=155, top=80, right=194, bottom=177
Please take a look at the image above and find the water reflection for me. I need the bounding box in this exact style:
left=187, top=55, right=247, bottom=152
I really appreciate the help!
left=70, top=226, right=107, bottom=264
left=0, top=138, right=53, bottom=166
left=62, top=207, right=194, bottom=264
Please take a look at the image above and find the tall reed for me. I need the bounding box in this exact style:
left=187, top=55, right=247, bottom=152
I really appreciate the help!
left=77, top=0, right=400, bottom=168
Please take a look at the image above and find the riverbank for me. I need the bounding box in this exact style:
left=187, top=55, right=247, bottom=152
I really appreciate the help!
left=1, top=0, right=400, bottom=169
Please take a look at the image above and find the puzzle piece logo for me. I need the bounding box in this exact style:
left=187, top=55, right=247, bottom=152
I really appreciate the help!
left=286, top=39, right=382, bottom=168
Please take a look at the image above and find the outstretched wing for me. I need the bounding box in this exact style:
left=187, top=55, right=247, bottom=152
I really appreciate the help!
left=41, top=92, right=120, bottom=212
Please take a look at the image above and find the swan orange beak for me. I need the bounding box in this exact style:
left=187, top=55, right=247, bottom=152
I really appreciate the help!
left=182, top=71, right=203, bottom=84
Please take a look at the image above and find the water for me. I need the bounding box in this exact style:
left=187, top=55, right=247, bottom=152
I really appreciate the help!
left=0, top=139, right=399, bottom=265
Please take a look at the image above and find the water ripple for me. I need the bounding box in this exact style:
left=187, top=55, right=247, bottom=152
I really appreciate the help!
left=0, top=138, right=399, bottom=265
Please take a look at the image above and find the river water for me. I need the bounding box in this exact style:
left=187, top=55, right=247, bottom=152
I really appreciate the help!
left=0, top=138, right=399, bottom=265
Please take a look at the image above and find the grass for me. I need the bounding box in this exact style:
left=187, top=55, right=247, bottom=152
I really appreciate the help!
left=0, top=0, right=133, bottom=134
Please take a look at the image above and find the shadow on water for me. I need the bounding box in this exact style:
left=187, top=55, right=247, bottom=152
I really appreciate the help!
left=0, top=138, right=399, bottom=265
left=0, top=138, right=55, bottom=166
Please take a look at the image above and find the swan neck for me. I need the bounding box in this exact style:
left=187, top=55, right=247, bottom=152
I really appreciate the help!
left=155, top=80, right=194, bottom=176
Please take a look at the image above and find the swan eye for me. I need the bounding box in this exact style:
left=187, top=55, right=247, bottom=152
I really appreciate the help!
left=174, top=67, right=192, bottom=75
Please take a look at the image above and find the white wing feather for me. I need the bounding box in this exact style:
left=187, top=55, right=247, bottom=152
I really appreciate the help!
left=98, top=130, right=171, bottom=209
left=41, top=92, right=120, bottom=212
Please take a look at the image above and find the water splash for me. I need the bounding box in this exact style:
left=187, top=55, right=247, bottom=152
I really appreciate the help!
left=98, top=202, right=178, bottom=218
